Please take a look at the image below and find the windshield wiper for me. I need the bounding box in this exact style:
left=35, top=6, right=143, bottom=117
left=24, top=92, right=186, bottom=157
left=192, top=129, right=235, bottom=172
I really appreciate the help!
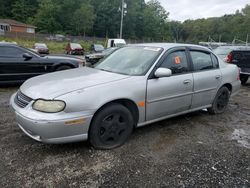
left=98, top=68, right=114, bottom=73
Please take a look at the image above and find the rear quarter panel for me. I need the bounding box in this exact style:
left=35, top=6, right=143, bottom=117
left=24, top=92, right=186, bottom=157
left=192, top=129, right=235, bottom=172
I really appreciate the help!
left=220, top=61, right=241, bottom=95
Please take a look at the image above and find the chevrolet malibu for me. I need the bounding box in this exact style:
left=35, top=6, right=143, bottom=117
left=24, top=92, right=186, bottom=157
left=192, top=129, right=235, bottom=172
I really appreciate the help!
left=10, top=43, right=240, bottom=149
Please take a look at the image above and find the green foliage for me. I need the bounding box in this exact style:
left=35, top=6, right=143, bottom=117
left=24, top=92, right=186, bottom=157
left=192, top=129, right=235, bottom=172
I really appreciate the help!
left=11, top=0, right=38, bottom=22
left=71, top=3, right=95, bottom=36
left=1, top=0, right=250, bottom=43
left=32, top=0, right=62, bottom=34
left=143, top=0, right=169, bottom=40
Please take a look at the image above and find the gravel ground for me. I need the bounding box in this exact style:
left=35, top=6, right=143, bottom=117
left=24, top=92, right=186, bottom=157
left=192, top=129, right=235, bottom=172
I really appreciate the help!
left=0, top=83, right=250, bottom=187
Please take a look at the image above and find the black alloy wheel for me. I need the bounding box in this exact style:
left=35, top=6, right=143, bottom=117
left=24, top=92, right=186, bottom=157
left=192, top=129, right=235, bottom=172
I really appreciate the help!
left=89, top=103, right=134, bottom=149
left=208, top=87, right=230, bottom=114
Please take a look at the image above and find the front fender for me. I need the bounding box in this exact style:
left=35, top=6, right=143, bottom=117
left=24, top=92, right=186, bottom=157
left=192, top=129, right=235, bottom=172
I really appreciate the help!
left=56, top=77, right=147, bottom=124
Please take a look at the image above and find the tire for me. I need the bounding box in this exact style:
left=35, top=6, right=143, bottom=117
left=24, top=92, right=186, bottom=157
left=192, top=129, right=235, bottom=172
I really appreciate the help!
left=240, top=75, right=249, bottom=85
left=89, top=103, right=134, bottom=149
left=56, top=65, right=72, bottom=71
left=208, top=87, right=230, bottom=114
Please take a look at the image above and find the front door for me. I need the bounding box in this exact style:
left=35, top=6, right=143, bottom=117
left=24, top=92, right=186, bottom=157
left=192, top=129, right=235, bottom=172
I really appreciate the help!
left=146, top=49, right=193, bottom=121
left=0, top=46, right=46, bottom=82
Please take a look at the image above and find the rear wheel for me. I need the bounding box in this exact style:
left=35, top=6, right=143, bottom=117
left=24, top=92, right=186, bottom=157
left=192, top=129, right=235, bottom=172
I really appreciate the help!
left=240, top=75, right=249, bottom=85
left=89, top=103, right=134, bottom=149
left=56, top=65, right=72, bottom=71
left=208, top=87, right=230, bottom=114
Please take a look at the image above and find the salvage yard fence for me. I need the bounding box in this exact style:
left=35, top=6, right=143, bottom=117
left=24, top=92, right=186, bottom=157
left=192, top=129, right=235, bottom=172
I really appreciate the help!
left=2, top=31, right=160, bottom=44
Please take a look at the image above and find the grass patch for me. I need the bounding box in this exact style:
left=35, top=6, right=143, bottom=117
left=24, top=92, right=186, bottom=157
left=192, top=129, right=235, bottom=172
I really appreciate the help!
left=0, top=36, right=106, bottom=54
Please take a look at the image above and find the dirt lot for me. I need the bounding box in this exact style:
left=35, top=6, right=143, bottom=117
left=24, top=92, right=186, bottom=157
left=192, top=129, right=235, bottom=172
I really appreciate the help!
left=0, top=83, right=250, bottom=187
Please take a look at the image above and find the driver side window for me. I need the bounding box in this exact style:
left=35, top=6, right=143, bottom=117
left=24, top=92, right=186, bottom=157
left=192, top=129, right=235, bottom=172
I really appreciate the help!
left=160, top=51, right=189, bottom=74
left=0, top=46, right=24, bottom=58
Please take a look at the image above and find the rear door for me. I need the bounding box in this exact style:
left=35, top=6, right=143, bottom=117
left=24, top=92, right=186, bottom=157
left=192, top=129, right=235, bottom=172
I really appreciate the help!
left=146, top=48, right=193, bottom=121
left=188, top=49, right=221, bottom=108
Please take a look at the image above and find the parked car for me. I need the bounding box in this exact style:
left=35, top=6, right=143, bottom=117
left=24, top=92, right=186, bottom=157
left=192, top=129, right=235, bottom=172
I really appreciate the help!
left=65, top=43, right=84, bottom=55
left=46, top=34, right=69, bottom=42
left=33, top=43, right=49, bottom=54
left=10, top=43, right=240, bottom=149
left=213, top=45, right=250, bottom=61
left=91, top=44, right=104, bottom=53
left=214, top=45, right=250, bottom=84
left=227, top=49, right=250, bottom=84
left=107, top=38, right=126, bottom=48
left=0, top=43, right=81, bottom=83
left=85, top=47, right=119, bottom=65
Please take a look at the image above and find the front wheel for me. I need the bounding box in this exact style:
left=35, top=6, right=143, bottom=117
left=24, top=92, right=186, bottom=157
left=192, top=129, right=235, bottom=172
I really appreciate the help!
left=208, top=87, right=230, bottom=114
left=89, top=103, right=134, bottom=149
left=240, top=75, right=249, bottom=85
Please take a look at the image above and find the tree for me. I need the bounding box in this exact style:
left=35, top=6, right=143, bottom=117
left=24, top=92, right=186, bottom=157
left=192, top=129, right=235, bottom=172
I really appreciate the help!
left=92, top=0, right=121, bottom=38
left=11, top=0, right=38, bottom=22
left=143, top=0, right=169, bottom=41
left=32, top=0, right=62, bottom=34
left=71, top=3, right=95, bottom=36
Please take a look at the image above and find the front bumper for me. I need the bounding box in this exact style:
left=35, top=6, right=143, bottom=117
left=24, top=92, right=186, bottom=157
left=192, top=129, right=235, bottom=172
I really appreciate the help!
left=10, top=93, right=94, bottom=144
left=240, top=67, right=250, bottom=75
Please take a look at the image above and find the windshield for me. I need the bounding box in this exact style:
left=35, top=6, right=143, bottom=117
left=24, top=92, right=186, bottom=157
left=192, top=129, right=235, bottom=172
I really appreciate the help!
left=21, top=46, right=41, bottom=57
left=94, top=44, right=104, bottom=51
left=71, top=43, right=82, bottom=49
left=115, top=43, right=126, bottom=47
left=103, top=47, right=118, bottom=55
left=95, top=46, right=163, bottom=76
left=35, top=43, right=47, bottom=48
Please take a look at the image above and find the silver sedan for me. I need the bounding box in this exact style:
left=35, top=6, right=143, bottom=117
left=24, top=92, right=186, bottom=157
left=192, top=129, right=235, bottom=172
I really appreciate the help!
left=10, top=43, right=241, bottom=149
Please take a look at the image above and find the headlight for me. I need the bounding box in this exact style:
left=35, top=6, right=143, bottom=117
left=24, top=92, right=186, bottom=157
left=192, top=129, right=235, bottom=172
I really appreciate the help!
left=32, top=99, right=66, bottom=113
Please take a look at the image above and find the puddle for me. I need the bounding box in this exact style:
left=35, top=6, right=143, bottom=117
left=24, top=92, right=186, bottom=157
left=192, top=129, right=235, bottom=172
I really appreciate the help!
left=232, top=129, right=250, bottom=149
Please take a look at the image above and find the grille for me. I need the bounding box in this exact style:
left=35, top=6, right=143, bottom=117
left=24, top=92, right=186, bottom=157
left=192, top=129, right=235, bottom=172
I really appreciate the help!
left=14, top=90, right=32, bottom=108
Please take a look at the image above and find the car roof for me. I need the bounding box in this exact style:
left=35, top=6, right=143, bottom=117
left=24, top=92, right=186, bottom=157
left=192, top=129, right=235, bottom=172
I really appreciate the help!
left=128, top=43, right=211, bottom=51
left=0, top=42, right=18, bottom=47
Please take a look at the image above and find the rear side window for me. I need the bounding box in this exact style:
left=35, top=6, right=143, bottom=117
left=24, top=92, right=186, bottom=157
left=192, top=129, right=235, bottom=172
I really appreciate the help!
left=160, top=51, right=189, bottom=74
left=0, top=46, right=24, bottom=57
left=190, top=51, right=215, bottom=71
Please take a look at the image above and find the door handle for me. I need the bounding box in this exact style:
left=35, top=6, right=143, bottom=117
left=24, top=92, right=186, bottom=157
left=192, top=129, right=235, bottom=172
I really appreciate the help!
left=183, top=80, right=191, bottom=84
left=215, top=75, right=221, bottom=79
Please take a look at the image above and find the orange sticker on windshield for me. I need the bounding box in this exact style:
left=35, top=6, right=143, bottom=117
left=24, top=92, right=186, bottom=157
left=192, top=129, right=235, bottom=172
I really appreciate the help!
left=175, top=56, right=181, bottom=64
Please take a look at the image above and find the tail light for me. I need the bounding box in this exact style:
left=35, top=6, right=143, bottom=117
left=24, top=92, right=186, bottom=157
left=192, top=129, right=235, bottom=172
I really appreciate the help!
left=226, top=53, right=233, bottom=63
left=237, top=68, right=240, bottom=80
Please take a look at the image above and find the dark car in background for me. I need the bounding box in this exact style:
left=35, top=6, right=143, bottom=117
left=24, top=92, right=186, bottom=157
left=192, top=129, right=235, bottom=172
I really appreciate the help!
left=213, top=46, right=250, bottom=61
left=33, top=43, right=49, bottom=54
left=0, top=43, right=81, bottom=83
left=214, top=45, right=250, bottom=84
left=85, top=47, right=119, bottom=65
left=91, top=44, right=104, bottom=53
left=227, top=49, right=250, bottom=84
left=65, top=43, right=84, bottom=55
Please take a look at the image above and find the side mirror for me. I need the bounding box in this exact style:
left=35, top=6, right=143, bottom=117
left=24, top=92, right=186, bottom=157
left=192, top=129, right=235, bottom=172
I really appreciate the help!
left=23, top=53, right=33, bottom=60
left=154, top=68, right=172, bottom=78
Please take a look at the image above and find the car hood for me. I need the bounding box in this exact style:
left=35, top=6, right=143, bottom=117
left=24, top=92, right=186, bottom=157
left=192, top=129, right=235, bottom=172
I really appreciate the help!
left=20, top=67, right=130, bottom=99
